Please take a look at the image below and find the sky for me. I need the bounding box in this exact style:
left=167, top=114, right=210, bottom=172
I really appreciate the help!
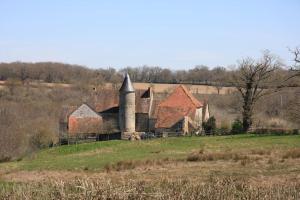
left=0, top=0, right=299, bottom=70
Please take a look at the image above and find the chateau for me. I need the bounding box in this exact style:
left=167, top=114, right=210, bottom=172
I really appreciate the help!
left=59, top=74, right=210, bottom=140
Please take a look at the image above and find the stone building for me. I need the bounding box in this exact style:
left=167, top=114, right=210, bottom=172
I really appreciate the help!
left=59, top=74, right=210, bottom=139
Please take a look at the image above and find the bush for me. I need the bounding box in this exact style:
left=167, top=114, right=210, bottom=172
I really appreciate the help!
left=231, top=119, right=243, bottom=134
left=202, top=116, right=216, bottom=134
left=30, top=128, right=55, bottom=149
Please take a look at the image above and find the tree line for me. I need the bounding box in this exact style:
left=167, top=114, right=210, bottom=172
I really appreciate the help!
left=0, top=61, right=298, bottom=88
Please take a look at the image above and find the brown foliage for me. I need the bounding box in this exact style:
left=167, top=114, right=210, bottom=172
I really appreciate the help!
left=0, top=83, right=87, bottom=160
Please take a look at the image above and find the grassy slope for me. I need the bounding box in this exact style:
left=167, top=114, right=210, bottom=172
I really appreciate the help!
left=1, top=134, right=300, bottom=171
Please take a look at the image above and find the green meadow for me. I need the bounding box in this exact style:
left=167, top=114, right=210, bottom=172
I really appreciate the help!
left=2, top=134, right=300, bottom=171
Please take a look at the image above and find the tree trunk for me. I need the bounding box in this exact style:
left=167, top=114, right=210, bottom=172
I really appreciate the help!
left=242, top=103, right=252, bottom=132
left=242, top=82, right=253, bottom=132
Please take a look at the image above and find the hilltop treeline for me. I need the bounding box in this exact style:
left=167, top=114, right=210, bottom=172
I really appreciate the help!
left=0, top=62, right=297, bottom=86
left=0, top=62, right=121, bottom=86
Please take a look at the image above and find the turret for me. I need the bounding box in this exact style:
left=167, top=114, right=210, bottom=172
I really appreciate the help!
left=119, top=73, right=136, bottom=139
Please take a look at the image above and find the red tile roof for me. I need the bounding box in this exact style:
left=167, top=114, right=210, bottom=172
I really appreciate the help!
left=155, top=106, right=196, bottom=128
left=155, top=85, right=203, bottom=128
left=159, top=85, right=203, bottom=108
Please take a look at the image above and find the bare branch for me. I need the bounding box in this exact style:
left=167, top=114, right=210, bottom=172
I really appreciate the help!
left=232, top=52, right=281, bottom=131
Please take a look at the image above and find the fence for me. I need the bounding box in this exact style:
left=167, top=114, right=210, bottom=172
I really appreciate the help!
left=59, top=132, right=121, bottom=145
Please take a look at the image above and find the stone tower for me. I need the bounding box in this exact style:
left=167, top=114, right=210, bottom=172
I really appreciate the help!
left=119, top=73, right=135, bottom=139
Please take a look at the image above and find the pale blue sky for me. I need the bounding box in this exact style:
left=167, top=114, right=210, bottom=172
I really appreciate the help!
left=0, top=0, right=299, bottom=69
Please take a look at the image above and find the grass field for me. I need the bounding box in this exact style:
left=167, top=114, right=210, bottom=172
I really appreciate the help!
left=1, top=134, right=299, bottom=172
left=1, top=134, right=300, bottom=199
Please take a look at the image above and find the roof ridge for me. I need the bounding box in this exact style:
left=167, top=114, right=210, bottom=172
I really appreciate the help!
left=82, top=103, right=100, bottom=114
left=69, top=103, right=100, bottom=117
left=177, top=85, right=202, bottom=108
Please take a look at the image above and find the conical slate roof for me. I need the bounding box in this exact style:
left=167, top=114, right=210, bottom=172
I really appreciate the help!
left=119, top=73, right=135, bottom=92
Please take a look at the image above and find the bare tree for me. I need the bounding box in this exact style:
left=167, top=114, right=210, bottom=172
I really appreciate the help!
left=292, top=47, right=300, bottom=69
left=286, top=89, right=300, bottom=126
left=283, top=47, right=300, bottom=83
left=214, top=83, right=223, bottom=94
left=286, top=47, right=300, bottom=125
left=232, top=52, right=281, bottom=131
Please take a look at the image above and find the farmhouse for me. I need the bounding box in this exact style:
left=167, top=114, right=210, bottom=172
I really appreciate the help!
left=59, top=74, right=210, bottom=139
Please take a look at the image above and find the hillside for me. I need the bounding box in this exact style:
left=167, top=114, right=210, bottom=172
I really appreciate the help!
left=1, top=134, right=300, bottom=174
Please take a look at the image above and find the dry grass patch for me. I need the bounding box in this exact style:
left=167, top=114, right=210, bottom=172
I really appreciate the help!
left=186, top=150, right=250, bottom=163
left=73, top=148, right=114, bottom=157
left=104, top=157, right=174, bottom=172
left=250, top=149, right=271, bottom=155
left=1, top=176, right=299, bottom=200
left=282, top=148, right=300, bottom=159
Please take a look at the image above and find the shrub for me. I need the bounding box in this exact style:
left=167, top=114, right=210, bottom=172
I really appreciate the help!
left=202, top=116, right=216, bottom=134
left=231, top=119, right=243, bottom=134
left=30, top=126, right=56, bottom=150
